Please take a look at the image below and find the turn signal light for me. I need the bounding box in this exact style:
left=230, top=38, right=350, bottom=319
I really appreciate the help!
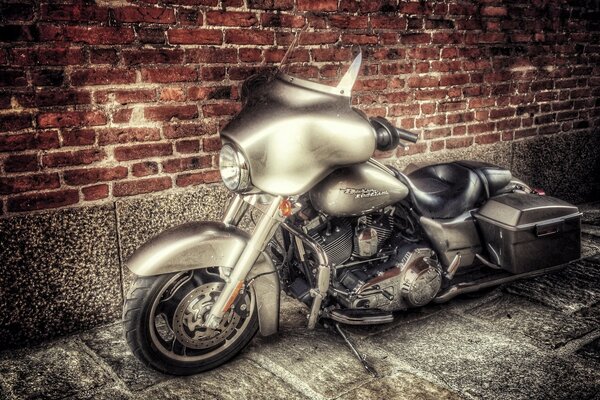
left=279, top=199, right=293, bottom=217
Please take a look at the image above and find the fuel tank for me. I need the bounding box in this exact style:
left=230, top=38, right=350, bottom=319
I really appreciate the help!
left=309, top=160, right=409, bottom=217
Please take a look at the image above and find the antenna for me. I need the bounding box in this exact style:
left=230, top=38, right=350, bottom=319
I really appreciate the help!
left=279, top=24, right=308, bottom=74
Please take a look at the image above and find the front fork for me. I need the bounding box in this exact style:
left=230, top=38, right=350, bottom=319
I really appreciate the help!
left=204, top=194, right=283, bottom=329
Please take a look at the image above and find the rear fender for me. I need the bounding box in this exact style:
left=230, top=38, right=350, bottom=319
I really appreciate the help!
left=125, top=221, right=280, bottom=336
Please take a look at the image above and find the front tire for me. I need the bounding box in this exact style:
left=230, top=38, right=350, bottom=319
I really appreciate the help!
left=123, top=269, right=258, bottom=375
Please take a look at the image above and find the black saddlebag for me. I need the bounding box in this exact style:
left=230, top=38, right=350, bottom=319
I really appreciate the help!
left=474, top=193, right=581, bottom=274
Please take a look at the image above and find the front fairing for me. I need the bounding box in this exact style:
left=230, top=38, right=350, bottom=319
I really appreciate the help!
left=220, top=73, right=376, bottom=195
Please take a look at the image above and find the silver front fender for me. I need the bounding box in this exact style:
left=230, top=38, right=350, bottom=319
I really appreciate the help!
left=125, top=221, right=280, bottom=336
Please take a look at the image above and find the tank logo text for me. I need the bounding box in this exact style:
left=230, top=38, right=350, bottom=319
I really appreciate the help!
left=341, top=188, right=389, bottom=199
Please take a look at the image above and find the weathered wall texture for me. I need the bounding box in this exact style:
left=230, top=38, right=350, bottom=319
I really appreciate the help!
left=0, top=0, right=599, bottom=348
left=0, top=0, right=599, bottom=216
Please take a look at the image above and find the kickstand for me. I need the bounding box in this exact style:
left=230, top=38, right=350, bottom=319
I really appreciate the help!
left=333, top=322, right=379, bottom=378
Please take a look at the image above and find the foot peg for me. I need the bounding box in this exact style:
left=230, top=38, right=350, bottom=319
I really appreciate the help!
left=328, top=308, right=394, bottom=325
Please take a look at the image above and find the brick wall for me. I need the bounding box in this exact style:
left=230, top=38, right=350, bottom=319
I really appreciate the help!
left=1, top=0, right=599, bottom=216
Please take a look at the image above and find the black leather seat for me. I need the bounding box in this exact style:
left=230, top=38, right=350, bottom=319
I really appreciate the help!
left=454, top=160, right=512, bottom=198
left=395, top=161, right=512, bottom=219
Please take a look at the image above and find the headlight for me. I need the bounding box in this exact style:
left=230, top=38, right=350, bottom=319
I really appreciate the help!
left=219, top=143, right=250, bottom=191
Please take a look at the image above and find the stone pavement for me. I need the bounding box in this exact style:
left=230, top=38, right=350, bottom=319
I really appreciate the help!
left=1, top=203, right=599, bottom=400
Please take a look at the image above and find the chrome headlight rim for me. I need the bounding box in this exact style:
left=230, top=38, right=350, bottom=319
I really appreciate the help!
left=219, top=143, right=251, bottom=192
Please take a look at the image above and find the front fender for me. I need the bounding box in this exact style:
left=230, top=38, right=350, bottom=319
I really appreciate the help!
left=125, top=221, right=280, bottom=336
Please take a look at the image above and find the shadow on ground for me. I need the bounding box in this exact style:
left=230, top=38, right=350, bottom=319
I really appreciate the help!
left=1, top=203, right=599, bottom=400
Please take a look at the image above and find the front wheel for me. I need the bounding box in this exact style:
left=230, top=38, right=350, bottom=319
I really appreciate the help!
left=123, top=269, right=258, bottom=375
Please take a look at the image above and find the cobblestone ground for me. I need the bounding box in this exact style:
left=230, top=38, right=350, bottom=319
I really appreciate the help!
left=1, top=203, right=599, bottom=400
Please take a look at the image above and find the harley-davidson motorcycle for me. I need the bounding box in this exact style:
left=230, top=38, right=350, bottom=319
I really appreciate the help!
left=123, top=51, right=581, bottom=376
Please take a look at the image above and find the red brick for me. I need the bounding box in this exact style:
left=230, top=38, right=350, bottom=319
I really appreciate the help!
left=446, top=136, right=473, bottom=149
left=64, top=166, right=128, bottom=185
left=144, top=105, right=198, bottom=121
left=11, top=47, right=85, bottom=66
left=162, top=155, right=212, bottom=173
left=188, top=86, right=233, bottom=101
left=61, top=26, right=136, bottom=45
left=71, top=69, right=136, bottom=86
left=176, top=170, right=221, bottom=187
left=138, top=28, right=167, bottom=44
left=202, top=136, right=222, bottom=152
left=4, top=154, right=39, bottom=173
left=40, top=4, right=108, bottom=22
left=225, top=30, right=274, bottom=45
left=42, top=149, right=105, bottom=168
left=0, top=70, right=27, bottom=87
left=141, top=67, right=198, bottom=83
left=342, top=34, right=377, bottom=45
left=31, top=70, right=64, bottom=86
left=113, top=6, right=175, bottom=23
left=37, top=111, right=107, bottom=128
left=61, top=129, right=96, bottom=146
left=468, top=122, right=495, bottom=134
left=400, top=33, right=431, bottom=44
left=297, top=0, right=337, bottom=11
left=16, top=90, right=91, bottom=108
left=96, top=90, right=156, bottom=105
left=207, top=11, right=257, bottom=26
left=176, top=139, right=200, bottom=154
left=261, top=13, right=306, bottom=28
left=0, top=131, right=59, bottom=152
left=164, top=123, right=216, bottom=139
left=0, top=173, right=60, bottom=195
left=329, top=15, right=368, bottom=29
left=239, top=48, right=262, bottom=62
left=248, top=0, right=293, bottom=10
left=160, top=88, right=185, bottom=102
left=82, top=184, right=109, bottom=201
left=8, top=189, right=79, bottom=212
left=202, top=103, right=241, bottom=117
left=408, top=76, right=440, bottom=88
left=123, top=49, right=184, bottom=65
left=371, top=15, right=406, bottom=30
left=1, top=3, right=34, bottom=21
left=0, top=114, right=32, bottom=133
left=186, top=48, right=237, bottom=63
left=168, top=29, right=223, bottom=45
left=202, top=67, right=227, bottom=81
left=0, top=25, right=40, bottom=42
left=299, top=32, right=340, bottom=45
left=475, top=133, right=501, bottom=145
left=481, top=6, right=507, bottom=17
left=90, top=48, right=119, bottom=65
left=312, top=48, right=352, bottom=62
left=112, top=109, right=133, bottom=124
left=114, top=143, right=172, bottom=161
left=132, top=162, right=159, bottom=177
left=113, top=177, right=172, bottom=197
left=440, top=74, right=469, bottom=86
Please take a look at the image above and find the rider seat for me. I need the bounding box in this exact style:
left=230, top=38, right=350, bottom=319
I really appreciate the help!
left=395, top=161, right=512, bottom=219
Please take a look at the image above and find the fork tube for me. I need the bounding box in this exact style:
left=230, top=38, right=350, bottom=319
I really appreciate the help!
left=205, top=195, right=283, bottom=329
left=223, top=194, right=249, bottom=226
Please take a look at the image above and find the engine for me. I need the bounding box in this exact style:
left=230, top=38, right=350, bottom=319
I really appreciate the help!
left=298, top=207, right=442, bottom=312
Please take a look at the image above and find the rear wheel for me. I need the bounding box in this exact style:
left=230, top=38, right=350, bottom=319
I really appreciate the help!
left=123, top=269, right=258, bottom=375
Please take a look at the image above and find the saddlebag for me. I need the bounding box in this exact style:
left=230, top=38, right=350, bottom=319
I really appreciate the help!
left=474, top=193, right=581, bottom=274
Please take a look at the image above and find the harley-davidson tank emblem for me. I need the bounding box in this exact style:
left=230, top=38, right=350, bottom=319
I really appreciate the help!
left=341, top=188, right=390, bottom=199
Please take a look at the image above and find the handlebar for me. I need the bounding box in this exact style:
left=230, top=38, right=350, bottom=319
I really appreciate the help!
left=395, top=127, right=418, bottom=143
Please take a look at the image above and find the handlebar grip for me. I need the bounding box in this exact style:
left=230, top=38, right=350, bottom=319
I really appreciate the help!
left=395, top=127, right=418, bottom=143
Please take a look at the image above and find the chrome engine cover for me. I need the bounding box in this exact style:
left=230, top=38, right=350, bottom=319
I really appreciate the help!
left=337, top=245, right=441, bottom=311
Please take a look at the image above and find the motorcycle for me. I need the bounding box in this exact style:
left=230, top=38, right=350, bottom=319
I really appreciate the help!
left=122, top=50, right=582, bottom=376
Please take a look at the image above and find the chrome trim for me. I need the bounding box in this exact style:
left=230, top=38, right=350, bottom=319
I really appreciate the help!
left=434, top=263, right=568, bottom=303
left=204, top=196, right=283, bottom=329
left=222, top=194, right=249, bottom=226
